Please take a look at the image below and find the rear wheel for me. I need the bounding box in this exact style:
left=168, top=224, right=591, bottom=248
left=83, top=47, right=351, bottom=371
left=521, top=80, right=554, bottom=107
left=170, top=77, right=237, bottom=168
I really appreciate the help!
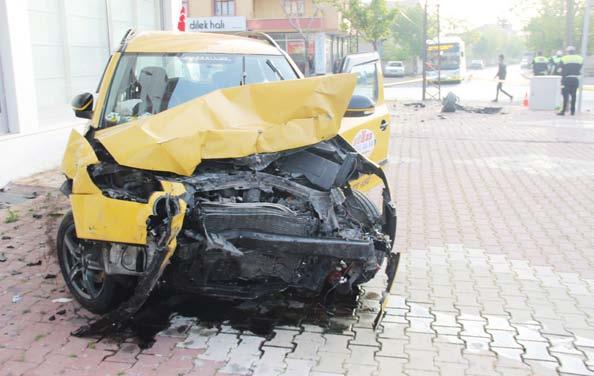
left=57, top=212, right=130, bottom=314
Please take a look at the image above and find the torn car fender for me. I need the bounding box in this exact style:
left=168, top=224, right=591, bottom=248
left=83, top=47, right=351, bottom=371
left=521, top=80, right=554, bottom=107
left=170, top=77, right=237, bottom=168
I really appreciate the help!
left=61, top=129, right=188, bottom=245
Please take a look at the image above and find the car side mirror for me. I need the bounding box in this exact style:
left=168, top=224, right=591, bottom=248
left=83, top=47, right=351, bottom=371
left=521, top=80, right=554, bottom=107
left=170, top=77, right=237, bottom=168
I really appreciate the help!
left=71, top=92, right=94, bottom=119
left=345, top=94, right=375, bottom=117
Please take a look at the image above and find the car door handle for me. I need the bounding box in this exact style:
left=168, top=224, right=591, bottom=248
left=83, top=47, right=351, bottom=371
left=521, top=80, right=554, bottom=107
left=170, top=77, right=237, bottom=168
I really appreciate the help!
left=380, top=120, right=389, bottom=131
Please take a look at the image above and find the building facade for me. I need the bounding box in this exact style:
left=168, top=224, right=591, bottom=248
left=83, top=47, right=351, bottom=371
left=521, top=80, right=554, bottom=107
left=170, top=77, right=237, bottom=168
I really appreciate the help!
left=185, top=0, right=349, bottom=75
left=0, top=0, right=182, bottom=187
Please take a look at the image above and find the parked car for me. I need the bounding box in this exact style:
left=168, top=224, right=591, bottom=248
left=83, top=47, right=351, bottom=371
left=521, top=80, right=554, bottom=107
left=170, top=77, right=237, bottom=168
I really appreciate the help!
left=384, top=61, right=405, bottom=77
left=58, top=30, right=398, bottom=334
left=469, top=59, right=484, bottom=70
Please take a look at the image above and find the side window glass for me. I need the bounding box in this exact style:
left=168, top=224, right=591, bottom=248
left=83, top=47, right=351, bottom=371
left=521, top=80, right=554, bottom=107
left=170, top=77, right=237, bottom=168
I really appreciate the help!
left=350, top=61, right=378, bottom=102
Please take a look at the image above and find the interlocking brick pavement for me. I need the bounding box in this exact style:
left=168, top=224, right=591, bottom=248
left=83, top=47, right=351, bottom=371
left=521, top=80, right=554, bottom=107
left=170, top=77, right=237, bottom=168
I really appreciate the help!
left=1, top=102, right=594, bottom=375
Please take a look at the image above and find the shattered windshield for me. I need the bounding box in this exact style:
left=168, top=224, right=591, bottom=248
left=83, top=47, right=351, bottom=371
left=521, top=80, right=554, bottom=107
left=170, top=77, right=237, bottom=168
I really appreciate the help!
left=102, top=53, right=298, bottom=127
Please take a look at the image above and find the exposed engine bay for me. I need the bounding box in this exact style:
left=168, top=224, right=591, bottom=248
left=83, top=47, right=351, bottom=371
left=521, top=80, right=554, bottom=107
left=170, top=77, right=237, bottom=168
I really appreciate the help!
left=85, top=136, right=395, bottom=296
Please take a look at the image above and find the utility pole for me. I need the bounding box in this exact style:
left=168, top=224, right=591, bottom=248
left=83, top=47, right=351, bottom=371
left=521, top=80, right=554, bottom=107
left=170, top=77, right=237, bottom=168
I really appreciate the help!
left=422, top=0, right=428, bottom=100
left=567, top=0, right=575, bottom=46
left=436, top=3, right=441, bottom=100
left=578, top=0, right=591, bottom=113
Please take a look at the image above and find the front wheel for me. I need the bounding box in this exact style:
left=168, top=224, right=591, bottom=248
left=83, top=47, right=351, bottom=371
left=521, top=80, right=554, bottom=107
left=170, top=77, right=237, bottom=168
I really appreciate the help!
left=57, top=212, right=131, bottom=314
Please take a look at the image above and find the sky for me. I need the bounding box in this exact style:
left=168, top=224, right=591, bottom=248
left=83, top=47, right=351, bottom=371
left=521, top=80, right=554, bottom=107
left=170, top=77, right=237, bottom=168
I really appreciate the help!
left=428, top=0, right=538, bottom=31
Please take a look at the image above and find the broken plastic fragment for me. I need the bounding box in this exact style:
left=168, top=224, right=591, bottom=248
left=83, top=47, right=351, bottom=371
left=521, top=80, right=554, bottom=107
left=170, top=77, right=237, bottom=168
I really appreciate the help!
left=52, top=298, right=73, bottom=303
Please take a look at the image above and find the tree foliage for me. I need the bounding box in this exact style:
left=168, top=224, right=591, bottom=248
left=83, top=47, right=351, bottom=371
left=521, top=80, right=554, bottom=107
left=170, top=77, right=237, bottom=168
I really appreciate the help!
left=387, top=5, right=425, bottom=60
left=522, top=0, right=594, bottom=54
left=324, top=0, right=397, bottom=50
left=461, top=25, right=525, bottom=63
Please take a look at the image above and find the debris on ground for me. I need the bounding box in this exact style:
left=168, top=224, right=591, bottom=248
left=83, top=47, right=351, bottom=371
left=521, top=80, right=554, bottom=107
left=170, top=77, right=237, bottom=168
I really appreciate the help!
left=26, top=260, right=42, bottom=267
left=0, top=252, right=6, bottom=262
left=12, top=294, right=22, bottom=304
left=403, top=102, right=426, bottom=108
left=43, top=273, right=57, bottom=279
left=1, top=235, right=11, bottom=240
left=441, top=91, right=503, bottom=114
left=52, top=298, right=73, bottom=303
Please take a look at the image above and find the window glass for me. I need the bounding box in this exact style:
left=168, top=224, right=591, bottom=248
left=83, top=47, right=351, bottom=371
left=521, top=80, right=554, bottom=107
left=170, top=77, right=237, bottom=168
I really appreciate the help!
left=214, top=0, right=235, bottom=16
left=284, top=0, right=304, bottom=16
left=350, top=61, right=378, bottom=102
left=102, top=53, right=297, bottom=128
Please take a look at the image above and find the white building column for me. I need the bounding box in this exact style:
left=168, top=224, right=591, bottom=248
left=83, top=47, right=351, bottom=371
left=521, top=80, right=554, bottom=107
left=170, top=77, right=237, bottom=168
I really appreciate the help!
left=0, top=0, right=39, bottom=134
left=314, top=32, right=327, bottom=75
left=161, top=0, right=183, bottom=31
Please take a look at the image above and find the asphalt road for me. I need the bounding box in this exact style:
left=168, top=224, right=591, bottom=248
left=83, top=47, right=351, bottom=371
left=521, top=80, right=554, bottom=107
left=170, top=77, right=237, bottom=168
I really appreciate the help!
left=384, top=65, right=594, bottom=113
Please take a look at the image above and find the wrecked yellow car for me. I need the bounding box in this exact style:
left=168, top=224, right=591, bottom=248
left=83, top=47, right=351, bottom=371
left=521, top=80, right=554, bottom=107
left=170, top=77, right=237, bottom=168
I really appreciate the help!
left=57, top=31, right=397, bottom=334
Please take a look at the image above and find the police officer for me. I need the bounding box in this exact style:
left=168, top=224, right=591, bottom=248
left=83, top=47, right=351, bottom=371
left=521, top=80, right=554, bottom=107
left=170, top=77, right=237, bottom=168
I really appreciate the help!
left=533, top=52, right=549, bottom=76
left=549, top=50, right=563, bottom=75
left=557, top=46, right=583, bottom=116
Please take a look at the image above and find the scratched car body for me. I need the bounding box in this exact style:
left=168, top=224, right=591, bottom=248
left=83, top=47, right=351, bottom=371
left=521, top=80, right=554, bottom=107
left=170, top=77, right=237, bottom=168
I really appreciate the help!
left=57, top=31, right=398, bottom=333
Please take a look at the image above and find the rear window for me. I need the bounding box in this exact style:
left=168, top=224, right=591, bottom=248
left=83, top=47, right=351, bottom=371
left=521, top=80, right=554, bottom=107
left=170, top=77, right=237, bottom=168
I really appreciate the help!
left=102, top=53, right=298, bottom=128
left=388, top=61, right=403, bottom=67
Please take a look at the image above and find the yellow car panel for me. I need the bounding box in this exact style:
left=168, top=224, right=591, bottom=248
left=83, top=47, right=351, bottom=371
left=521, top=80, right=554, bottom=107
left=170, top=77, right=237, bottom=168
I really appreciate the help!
left=340, top=103, right=391, bottom=165
left=95, top=74, right=356, bottom=176
left=71, top=184, right=187, bottom=245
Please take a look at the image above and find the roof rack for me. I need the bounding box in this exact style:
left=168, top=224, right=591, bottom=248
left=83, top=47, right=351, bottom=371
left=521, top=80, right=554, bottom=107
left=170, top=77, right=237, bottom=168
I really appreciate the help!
left=118, top=28, right=136, bottom=53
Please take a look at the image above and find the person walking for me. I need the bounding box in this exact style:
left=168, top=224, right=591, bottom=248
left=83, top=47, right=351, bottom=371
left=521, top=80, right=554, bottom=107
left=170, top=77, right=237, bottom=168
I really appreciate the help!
left=493, top=54, right=513, bottom=103
left=533, top=52, right=549, bottom=76
left=557, top=46, right=584, bottom=116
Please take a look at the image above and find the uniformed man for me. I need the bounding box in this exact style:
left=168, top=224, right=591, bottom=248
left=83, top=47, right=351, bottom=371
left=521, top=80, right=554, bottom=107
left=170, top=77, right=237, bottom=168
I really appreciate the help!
left=557, top=46, right=583, bottom=116
left=533, top=52, right=549, bottom=76
left=549, top=50, right=563, bottom=75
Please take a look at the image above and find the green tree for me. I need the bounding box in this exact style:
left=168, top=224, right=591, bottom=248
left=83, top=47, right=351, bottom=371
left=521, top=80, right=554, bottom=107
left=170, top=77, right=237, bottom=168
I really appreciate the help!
left=459, top=24, right=525, bottom=64
left=389, top=5, right=425, bottom=60
left=521, top=0, right=594, bottom=54
left=324, top=0, right=398, bottom=51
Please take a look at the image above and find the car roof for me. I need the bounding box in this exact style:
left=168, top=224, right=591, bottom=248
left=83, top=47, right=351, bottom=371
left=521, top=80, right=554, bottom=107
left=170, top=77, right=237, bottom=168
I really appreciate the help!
left=125, top=31, right=283, bottom=55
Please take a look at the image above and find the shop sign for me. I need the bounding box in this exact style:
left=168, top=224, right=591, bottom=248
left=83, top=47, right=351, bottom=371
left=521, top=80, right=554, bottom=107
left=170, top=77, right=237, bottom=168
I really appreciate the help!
left=187, top=16, right=247, bottom=32
left=287, top=40, right=314, bottom=55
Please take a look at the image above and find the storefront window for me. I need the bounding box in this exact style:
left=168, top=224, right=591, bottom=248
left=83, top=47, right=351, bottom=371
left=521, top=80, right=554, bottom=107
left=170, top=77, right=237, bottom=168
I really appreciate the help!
left=284, top=0, right=305, bottom=16
left=27, top=0, right=161, bottom=127
left=214, top=0, right=235, bottom=16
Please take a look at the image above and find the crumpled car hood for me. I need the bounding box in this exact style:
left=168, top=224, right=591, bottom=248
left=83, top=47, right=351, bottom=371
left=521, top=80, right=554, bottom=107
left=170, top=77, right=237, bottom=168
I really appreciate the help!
left=95, top=74, right=356, bottom=176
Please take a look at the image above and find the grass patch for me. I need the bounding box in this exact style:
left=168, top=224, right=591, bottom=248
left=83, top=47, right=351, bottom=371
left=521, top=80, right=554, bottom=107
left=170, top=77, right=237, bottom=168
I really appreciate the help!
left=4, top=209, right=19, bottom=224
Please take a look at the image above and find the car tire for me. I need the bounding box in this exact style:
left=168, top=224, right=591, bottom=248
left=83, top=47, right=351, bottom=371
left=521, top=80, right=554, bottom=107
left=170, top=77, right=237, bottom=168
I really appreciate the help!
left=57, top=212, right=133, bottom=314
left=344, top=190, right=381, bottom=230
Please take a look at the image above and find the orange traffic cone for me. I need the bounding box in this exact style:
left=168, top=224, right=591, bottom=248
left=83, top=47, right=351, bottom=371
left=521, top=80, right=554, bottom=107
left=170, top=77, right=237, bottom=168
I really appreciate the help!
left=522, top=92, right=529, bottom=107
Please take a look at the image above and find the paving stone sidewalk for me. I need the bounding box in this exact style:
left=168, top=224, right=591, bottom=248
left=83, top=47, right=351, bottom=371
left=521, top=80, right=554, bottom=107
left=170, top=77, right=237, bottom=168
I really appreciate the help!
left=1, top=102, right=594, bottom=375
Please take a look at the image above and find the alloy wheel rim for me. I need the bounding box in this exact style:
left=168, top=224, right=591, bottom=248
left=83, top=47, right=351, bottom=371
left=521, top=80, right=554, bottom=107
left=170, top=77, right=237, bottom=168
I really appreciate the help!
left=62, top=224, right=105, bottom=300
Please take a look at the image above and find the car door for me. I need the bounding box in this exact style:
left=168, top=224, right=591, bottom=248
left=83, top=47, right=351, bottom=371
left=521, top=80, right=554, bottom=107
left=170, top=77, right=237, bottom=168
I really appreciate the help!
left=338, top=52, right=391, bottom=191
